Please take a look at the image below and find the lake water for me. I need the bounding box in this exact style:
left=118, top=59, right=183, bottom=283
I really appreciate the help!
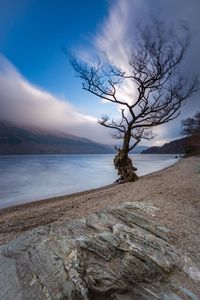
left=0, top=154, right=178, bottom=209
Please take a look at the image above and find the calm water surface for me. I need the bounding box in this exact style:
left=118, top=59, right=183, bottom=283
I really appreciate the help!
left=0, top=154, right=178, bottom=208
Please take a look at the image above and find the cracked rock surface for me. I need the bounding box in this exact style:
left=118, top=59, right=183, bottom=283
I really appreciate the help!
left=0, top=202, right=199, bottom=300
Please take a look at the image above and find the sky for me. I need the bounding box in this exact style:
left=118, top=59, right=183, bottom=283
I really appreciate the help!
left=0, top=0, right=200, bottom=146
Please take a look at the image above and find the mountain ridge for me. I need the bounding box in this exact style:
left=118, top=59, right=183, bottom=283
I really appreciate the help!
left=0, top=121, right=149, bottom=155
left=142, top=135, right=200, bottom=154
left=0, top=121, right=114, bottom=155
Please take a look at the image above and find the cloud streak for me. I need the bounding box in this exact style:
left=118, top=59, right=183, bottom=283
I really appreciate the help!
left=0, top=55, right=110, bottom=143
left=93, top=0, right=200, bottom=144
left=1, top=1, right=199, bottom=148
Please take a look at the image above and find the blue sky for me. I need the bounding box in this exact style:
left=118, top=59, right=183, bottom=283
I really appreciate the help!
left=0, top=0, right=108, bottom=112
left=0, top=0, right=199, bottom=145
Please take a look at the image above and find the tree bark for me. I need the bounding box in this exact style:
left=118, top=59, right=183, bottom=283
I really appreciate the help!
left=114, top=131, right=138, bottom=182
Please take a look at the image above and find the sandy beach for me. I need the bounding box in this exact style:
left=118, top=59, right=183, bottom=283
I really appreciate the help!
left=0, top=156, right=200, bottom=264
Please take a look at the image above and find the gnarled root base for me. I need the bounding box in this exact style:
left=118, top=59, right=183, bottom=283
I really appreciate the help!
left=114, top=150, right=138, bottom=183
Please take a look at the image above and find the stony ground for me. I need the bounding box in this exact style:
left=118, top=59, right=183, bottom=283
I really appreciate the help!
left=0, top=156, right=200, bottom=265
left=1, top=201, right=200, bottom=299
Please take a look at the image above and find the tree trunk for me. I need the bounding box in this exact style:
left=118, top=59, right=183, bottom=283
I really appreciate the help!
left=114, top=132, right=138, bottom=183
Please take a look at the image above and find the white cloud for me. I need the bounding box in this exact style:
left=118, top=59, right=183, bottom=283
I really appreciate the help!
left=94, top=0, right=140, bottom=108
left=92, top=0, right=200, bottom=145
left=1, top=0, right=199, bottom=148
left=0, top=55, right=111, bottom=144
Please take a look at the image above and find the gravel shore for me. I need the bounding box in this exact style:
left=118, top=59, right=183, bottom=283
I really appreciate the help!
left=0, top=156, right=200, bottom=264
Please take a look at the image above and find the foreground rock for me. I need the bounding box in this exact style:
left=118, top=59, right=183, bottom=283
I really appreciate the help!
left=0, top=202, right=199, bottom=300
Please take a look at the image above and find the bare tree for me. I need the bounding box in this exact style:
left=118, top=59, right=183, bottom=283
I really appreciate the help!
left=70, top=20, right=199, bottom=182
left=181, top=112, right=200, bottom=136
left=181, top=112, right=200, bottom=155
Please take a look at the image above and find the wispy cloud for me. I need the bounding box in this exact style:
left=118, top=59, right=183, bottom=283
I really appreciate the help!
left=92, top=0, right=200, bottom=144
left=0, top=55, right=110, bottom=143
left=94, top=1, right=140, bottom=108
left=1, top=1, right=199, bottom=148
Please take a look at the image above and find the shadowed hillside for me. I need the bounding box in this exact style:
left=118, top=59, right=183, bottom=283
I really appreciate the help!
left=142, top=135, right=200, bottom=154
left=0, top=122, right=114, bottom=155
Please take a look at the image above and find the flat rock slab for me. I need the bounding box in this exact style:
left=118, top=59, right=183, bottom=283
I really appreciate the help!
left=0, top=202, right=199, bottom=300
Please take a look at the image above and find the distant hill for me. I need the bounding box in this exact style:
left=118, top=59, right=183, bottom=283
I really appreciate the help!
left=130, top=146, right=148, bottom=153
left=142, top=135, right=200, bottom=154
left=0, top=122, right=114, bottom=155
